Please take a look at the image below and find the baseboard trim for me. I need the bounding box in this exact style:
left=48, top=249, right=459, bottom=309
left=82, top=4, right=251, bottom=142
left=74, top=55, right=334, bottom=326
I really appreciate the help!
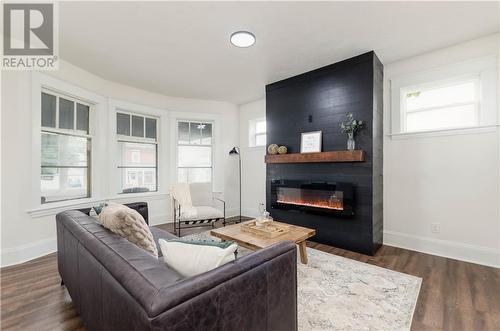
left=149, top=213, right=171, bottom=226
left=241, top=207, right=260, bottom=218
left=1, top=237, right=57, bottom=268
left=384, top=230, right=500, bottom=268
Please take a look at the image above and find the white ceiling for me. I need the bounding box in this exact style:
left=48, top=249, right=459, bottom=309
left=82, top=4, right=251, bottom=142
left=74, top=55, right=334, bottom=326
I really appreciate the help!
left=60, top=1, right=499, bottom=104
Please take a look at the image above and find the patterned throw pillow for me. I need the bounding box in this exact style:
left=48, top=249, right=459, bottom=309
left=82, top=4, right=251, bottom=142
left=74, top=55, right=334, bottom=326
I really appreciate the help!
left=99, top=203, right=158, bottom=257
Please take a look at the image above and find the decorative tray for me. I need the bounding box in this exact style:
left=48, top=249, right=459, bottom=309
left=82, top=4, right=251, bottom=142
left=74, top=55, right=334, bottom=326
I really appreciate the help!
left=241, top=221, right=290, bottom=239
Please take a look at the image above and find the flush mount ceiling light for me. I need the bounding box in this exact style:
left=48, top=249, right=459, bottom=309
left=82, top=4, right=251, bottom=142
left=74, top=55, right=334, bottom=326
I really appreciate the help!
left=230, top=31, right=256, bottom=48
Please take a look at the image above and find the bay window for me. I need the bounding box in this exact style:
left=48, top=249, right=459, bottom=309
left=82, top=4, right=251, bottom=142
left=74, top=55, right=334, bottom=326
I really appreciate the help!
left=116, top=111, right=158, bottom=193
left=40, top=90, right=91, bottom=203
left=177, top=120, right=213, bottom=183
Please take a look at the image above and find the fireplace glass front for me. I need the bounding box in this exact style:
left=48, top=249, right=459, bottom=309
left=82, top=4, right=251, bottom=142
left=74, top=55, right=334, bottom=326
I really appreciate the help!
left=271, top=180, right=354, bottom=216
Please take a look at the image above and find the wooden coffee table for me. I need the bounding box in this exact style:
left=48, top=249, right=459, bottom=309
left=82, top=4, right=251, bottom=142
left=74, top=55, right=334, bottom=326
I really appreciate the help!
left=210, top=220, right=316, bottom=264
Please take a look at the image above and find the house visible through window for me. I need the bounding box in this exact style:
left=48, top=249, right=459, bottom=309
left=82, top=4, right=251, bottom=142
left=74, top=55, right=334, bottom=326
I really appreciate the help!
left=249, top=118, right=266, bottom=147
left=401, top=79, right=479, bottom=133
left=41, top=90, right=91, bottom=203
left=177, top=121, right=213, bottom=183
left=116, top=111, right=158, bottom=193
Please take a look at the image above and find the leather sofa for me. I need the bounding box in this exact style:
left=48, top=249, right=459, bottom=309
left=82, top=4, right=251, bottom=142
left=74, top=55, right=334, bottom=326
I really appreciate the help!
left=56, top=202, right=298, bottom=331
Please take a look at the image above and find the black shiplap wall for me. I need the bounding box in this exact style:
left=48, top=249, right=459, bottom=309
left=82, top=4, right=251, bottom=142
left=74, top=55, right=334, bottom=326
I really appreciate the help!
left=265, top=51, right=383, bottom=255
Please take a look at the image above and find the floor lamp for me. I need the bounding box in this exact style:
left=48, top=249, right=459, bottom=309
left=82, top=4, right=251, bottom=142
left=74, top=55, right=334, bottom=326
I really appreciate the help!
left=229, top=147, right=242, bottom=223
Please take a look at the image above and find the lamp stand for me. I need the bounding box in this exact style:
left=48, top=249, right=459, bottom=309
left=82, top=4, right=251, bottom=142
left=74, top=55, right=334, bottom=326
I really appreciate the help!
left=238, top=152, right=241, bottom=223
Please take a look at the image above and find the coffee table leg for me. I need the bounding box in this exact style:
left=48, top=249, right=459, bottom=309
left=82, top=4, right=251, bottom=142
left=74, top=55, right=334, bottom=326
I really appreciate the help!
left=298, top=241, right=308, bottom=264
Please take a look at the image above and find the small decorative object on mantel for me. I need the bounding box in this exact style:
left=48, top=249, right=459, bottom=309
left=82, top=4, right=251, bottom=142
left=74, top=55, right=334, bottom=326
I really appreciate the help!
left=277, top=145, right=288, bottom=154
left=300, top=131, right=322, bottom=153
left=340, top=113, right=364, bottom=151
left=267, top=144, right=279, bottom=155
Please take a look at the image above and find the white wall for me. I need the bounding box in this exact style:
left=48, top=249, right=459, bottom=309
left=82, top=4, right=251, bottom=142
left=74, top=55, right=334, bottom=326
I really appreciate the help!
left=1, top=60, right=239, bottom=267
left=238, top=99, right=266, bottom=217
left=383, top=34, right=500, bottom=267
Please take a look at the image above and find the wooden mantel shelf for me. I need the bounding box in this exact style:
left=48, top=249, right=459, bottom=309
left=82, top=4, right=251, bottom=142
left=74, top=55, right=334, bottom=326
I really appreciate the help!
left=265, top=150, right=365, bottom=164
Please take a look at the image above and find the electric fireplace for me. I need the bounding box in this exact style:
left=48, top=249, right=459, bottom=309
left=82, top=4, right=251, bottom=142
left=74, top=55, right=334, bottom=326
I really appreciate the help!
left=270, top=180, right=354, bottom=216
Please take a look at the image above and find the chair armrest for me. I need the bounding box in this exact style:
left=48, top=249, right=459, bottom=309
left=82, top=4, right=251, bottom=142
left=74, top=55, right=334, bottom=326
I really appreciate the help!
left=172, top=197, right=181, bottom=217
left=213, top=197, right=225, bottom=204
left=213, top=197, right=225, bottom=218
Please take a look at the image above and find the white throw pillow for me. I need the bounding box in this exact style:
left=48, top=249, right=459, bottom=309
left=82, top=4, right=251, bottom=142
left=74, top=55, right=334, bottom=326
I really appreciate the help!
left=158, top=239, right=237, bottom=277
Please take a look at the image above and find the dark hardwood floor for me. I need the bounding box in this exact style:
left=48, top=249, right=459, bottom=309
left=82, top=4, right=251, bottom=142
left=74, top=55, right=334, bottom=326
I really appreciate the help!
left=1, top=217, right=499, bottom=331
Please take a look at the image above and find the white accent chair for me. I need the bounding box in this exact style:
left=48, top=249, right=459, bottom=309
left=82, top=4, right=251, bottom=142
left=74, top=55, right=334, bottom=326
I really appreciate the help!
left=171, top=183, right=225, bottom=236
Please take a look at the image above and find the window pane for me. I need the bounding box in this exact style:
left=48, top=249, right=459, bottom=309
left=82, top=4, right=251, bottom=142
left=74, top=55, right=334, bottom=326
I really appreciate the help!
left=406, top=104, right=476, bottom=132
left=120, top=168, right=156, bottom=193
left=118, top=142, right=156, bottom=167
left=76, top=104, right=89, bottom=133
left=145, top=118, right=157, bottom=139
left=177, top=168, right=188, bottom=183
left=178, top=122, right=190, bottom=144
left=41, top=167, right=89, bottom=203
left=41, top=132, right=89, bottom=166
left=255, top=120, right=266, bottom=134
left=255, top=134, right=266, bottom=146
left=59, top=98, right=74, bottom=129
left=178, top=146, right=211, bottom=167
left=201, top=123, right=212, bottom=145
left=41, top=92, right=56, bottom=128
left=189, top=122, right=202, bottom=144
left=131, top=115, right=144, bottom=137
left=187, top=168, right=211, bottom=183
left=117, top=113, right=130, bottom=136
left=405, top=81, right=476, bottom=111
left=144, top=170, right=154, bottom=185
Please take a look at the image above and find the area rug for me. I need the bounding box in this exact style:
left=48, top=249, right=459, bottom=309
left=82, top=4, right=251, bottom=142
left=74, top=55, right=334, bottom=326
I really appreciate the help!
left=184, top=231, right=422, bottom=331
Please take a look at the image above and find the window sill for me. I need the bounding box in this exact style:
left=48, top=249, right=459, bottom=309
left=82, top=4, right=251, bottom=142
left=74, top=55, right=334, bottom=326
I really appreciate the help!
left=27, top=192, right=169, bottom=218
left=389, top=125, right=498, bottom=140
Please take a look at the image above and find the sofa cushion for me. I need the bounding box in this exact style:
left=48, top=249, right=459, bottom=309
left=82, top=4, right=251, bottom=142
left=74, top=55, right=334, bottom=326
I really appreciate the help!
left=159, top=238, right=237, bottom=277
left=180, top=206, right=223, bottom=221
left=99, top=203, right=158, bottom=257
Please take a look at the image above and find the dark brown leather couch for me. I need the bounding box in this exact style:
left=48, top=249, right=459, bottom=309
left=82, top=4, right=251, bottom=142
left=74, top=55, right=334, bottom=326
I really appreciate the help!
left=56, top=203, right=298, bottom=331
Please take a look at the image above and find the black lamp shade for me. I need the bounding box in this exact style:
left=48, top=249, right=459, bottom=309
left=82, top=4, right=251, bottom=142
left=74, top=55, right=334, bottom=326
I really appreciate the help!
left=229, top=147, right=239, bottom=155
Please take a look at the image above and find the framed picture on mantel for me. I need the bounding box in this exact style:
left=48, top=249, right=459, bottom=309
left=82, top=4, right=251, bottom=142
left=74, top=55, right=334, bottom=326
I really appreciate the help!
left=300, top=131, right=322, bottom=153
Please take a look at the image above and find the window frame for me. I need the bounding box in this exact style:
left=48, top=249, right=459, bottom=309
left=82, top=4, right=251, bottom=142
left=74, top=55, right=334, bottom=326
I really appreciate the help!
left=115, top=109, right=159, bottom=194
left=390, top=56, right=497, bottom=138
left=40, top=88, right=93, bottom=204
left=176, top=119, right=214, bottom=184
left=249, top=117, right=267, bottom=147
left=399, top=77, right=481, bottom=133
